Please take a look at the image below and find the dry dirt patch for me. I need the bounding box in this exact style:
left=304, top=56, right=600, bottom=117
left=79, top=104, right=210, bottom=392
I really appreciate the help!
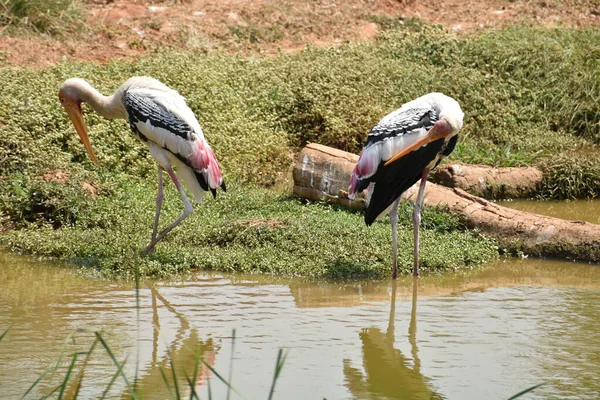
left=1, top=0, right=598, bottom=67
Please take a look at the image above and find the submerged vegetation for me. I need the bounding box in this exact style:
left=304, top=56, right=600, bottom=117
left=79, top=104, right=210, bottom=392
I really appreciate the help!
left=1, top=21, right=599, bottom=277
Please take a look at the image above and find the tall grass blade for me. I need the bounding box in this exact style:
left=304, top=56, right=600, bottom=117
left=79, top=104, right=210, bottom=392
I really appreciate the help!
left=183, top=371, right=199, bottom=400
left=20, top=331, right=76, bottom=399
left=187, top=346, right=202, bottom=400
left=95, top=331, right=138, bottom=400
left=41, top=382, right=63, bottom=399
left=100, top=358, right=128, bottom=400
left=167, top=347, right=182, bottom=399
left=69, top=334, right=100, bottom=399
left=0, top=327, right=10, bottom=341
left=21, top=361, right=60, bottom=399
left=207, top=374, right=212, bottom=400
left=159, top=366, right=176, bottom=400
left=57, top=352, right=78, bottom=400
left=507, top=382, right=546, bottom=399
left=268, top=349, right=288, bottom=400
left=134, top=261, right=141, bottom=392
left=200, top=359, right=241, bottom=397
left=227, top=329, right=236, bottom=400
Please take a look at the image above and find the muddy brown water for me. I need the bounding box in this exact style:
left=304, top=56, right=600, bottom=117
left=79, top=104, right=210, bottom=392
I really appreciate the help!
left=1, top=250, right=600, bottom=399
left=500, top=199, right=600, bottom=225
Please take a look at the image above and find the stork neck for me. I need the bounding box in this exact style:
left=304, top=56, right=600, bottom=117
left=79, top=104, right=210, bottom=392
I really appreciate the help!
left=61, top=78, right=124, bottom=120
left=80, top=87, right=125, bottom=120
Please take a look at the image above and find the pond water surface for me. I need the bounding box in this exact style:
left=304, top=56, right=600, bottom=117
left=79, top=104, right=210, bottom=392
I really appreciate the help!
left=500, top=198, right=600, bottom=225
left=1, top=250, right=600, bottom=399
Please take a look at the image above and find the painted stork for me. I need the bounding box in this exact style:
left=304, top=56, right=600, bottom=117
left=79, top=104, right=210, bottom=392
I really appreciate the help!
left=348, top=93, right=464, bottom=278
left=58, top=77, right=226, bottom=253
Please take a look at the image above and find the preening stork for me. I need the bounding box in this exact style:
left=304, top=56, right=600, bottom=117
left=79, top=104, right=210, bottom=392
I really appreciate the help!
left=348, top=93, right=464, bottom=278
left=58, top=77, right=226, bottom=253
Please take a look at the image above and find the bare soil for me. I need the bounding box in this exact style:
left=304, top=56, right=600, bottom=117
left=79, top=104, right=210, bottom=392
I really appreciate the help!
left=1, top=0, right=599, bottom=67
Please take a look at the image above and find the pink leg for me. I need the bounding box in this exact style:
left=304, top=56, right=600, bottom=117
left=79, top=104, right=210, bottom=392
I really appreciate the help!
left=150, top=166, right=164, bottom=243
left=389, top=198, right=401, bottom=280
left=412, top=168, right=430, bottom=277
left=143, top=167, right=193, bottom=253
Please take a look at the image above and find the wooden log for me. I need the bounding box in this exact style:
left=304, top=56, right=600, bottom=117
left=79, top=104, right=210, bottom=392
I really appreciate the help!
left=293, top=143, right=600, bottom=262
left=432, top=163, right=543, bottom=199
left=292, top=143, right=366, bottom=210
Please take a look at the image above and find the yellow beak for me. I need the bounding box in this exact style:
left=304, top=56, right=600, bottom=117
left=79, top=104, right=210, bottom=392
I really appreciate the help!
left=62, top=99, right=99, bottom=165
left=384, top=119, right=453, bottom=167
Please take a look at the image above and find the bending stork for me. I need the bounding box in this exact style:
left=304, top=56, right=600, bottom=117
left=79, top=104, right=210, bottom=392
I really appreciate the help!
left=348, top=93, right=464, bottom=278
left=58, top=77, right=226, bottom=253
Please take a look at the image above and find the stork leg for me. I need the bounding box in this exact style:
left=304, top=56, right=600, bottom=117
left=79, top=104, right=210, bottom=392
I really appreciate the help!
left=389, top=198, right=401, bottom=280
left=143, top=167, right=193, bottom=253
left=412, top=168, right=430, bottom=277
left=150, top=166, right=165, bottom=243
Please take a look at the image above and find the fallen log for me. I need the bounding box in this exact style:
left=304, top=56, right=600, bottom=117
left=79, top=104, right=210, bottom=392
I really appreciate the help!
left=293, top=143, right=600, bottom=263
left=432, top=163, right=543, bottom=199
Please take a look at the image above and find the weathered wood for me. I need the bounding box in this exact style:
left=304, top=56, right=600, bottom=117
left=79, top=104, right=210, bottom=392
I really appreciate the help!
left=432, top=162, right=543, bottom=199
left=292, top=143, right=366, bottom=210
left=293, top=143, right=600, bottom=262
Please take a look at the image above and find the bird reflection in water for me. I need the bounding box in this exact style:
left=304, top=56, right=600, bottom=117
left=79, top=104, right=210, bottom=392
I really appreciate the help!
left=343, top=279, right=443, bottom=399
left=132, top=286, right=219, bottom=399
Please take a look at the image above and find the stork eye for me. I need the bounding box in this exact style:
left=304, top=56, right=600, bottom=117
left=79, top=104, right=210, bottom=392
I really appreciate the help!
left=60, top=98, right=65, bottom=103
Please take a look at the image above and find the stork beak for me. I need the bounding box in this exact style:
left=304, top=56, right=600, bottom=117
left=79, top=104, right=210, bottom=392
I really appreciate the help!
left=60, top=93, right=99, bottom=165
left=384, top=119, right=453, bottom=166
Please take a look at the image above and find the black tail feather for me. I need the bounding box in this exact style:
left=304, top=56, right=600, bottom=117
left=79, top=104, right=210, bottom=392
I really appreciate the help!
left=193, top=170, right=210, bottom=191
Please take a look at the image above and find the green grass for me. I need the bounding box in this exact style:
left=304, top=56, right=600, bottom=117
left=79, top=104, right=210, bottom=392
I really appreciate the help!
left=1, top=23, right=600, bottom=194
left=0, top=0, right=84, bottom=35
left=0, top=181, right=498, bottom=279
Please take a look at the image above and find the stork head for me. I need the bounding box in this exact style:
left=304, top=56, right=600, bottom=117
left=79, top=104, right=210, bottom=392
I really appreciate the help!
left=428, top=92, right=464, bottom=134
left=58, top=79, right=99, bottom=164
left=439, top=107, right=464, bottom=135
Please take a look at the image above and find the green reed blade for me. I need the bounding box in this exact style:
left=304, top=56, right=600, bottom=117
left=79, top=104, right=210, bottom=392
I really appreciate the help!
left=95, top=331, right=138, bottom=400
left=183, top=371, right=199, bottom=400
left=167, top=348, right=181, bottom=399
left=0, top=327, right=10, bottom=342
left=159, top=366, right=176, bottom=400
left=227, top=329, right=236, bottom=400
left=200, top=359, right=242, bottom=398
left=100, top=358, right=128, bottom=400
left=507, top=382, right=546, bottom=399
left=57, top=352, right=78, bottom=400
left=268, top=349, right=288, bottom=400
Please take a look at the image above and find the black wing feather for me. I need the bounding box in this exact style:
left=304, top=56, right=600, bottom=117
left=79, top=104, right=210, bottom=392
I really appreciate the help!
left=364, top=138, right=445, bottom=226
left=124, top=91, right=224, bottom=196
left=365, top=107, right=438, bottom=147
left=123, top=91, right=195, bottom=142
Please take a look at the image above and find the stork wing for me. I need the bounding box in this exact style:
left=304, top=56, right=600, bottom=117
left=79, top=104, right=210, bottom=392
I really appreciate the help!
left=123, top=91, right=224, bottom=194
left=364, top=106, right=437, bottom=148
left=348, top=106, right=437, bottom=197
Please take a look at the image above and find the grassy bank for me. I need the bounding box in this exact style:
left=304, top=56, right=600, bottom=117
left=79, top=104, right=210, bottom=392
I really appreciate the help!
left=0, top=181, right=497, bottom=278
left=1, top=22, right=599, bottom=277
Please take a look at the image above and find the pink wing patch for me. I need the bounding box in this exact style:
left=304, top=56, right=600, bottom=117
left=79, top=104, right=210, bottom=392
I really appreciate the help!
left=348, top=147, right=379, bottom=199
left=188, top=138, right=223, bottom=189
